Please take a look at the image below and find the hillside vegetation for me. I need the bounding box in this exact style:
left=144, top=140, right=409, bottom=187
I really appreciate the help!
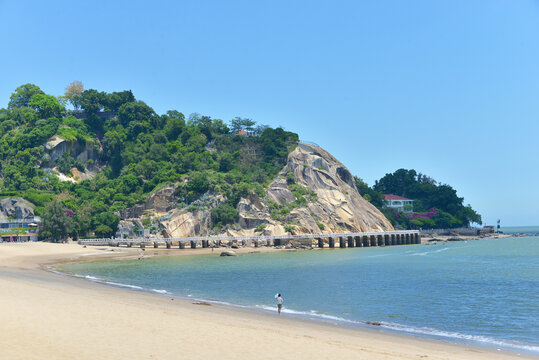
left=355, top=169, right=482, bottom=229
left=0, top=83, right=481, bottom=240
left=0, top=83, right=298, bottom=240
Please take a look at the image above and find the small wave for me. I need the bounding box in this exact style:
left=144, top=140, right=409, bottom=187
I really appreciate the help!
left=104, top=281, right=143, bottom=290
left=408, top=247, right=450, bottom=256
left=255, top=305, right=358, bottom=323
left=151, top=289, right=169, bottom=294
left=253, top=305, right=538, bottom=353
left=84, top=275, right=101, bottom=281
left=379, top=322, right=539, bottom=353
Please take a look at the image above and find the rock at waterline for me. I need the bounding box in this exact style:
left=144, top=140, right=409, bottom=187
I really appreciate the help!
left=220, top=250, right=237, bottom=257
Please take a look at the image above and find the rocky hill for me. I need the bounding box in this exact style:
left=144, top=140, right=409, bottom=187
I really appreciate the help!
left=0, top=83, right=394, bottom=240
left=120, top=142, right=393, bottom=238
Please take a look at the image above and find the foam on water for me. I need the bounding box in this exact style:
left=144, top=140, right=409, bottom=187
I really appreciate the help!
left=104, top=281, right=143, bottom=290
left=151, top=289, right=169, bottom=294
left=380, top=322, right=539, bottom=353
left=407, top=246, right=451, bottom=256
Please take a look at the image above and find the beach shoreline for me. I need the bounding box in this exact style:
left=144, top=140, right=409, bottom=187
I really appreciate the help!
left=0, top=242, right=536, bottom=360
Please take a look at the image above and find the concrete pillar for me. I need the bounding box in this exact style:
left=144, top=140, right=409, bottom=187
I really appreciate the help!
left=166, top=242, right=171, bottom=249
left=254, top=240, right=259, bottom=248
left=318, top=238, right=324, bottom=248
left=348, top=236, right=354, bottom=248
left=140, top=243, right=145, bottom=249
left=127, top=242, right=132, bottom=248
left=190, top=241, right=197, bottom=249
left=384, top=234, right=389, bottom=246
left=329, top=238, right=335, bottom=248
left=415, top=233, right=420, bottom=244
left=370, top=235, right=376, bottom=247
left=355, top=236, right=361, bottom=247
left=339, top=237, right=345, bottom=248
left=363, top=236, right=370, bottom=247
left=405, top=234, right=410, bottom=244
left=180, top=241, right=186, bottom=249
left=154, top=242, right=158, bottom=248
left=391, top=234, right=395, bottom=245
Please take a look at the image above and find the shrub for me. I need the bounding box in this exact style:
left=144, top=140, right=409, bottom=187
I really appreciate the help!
left=286, top=172, right=296, bottom=185
left=284, top=225, right=294, bottom=232
left=211, top=203, right=239, bottom=226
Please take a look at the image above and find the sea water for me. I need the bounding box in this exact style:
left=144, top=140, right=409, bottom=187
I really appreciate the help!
left=60, top=236, right=539, bottom=354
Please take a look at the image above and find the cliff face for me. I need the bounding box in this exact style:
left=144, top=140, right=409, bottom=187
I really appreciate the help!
left=122, top=143, right=393, bottom=237
left=233, top=143, right=394, bottom=236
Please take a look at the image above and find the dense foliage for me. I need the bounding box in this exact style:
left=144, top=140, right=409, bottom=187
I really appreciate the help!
left=0, top=83, right=298, bottom=240
left=356, top=169, right=482, bottom=229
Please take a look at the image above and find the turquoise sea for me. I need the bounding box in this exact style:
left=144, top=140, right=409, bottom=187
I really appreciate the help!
left=60, top=236, right=539, bottom=354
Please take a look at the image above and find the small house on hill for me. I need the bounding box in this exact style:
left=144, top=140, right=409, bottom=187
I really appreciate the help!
left=384, top=194, right=414, bottom=213
left=236, top=130, right=258, bottom=136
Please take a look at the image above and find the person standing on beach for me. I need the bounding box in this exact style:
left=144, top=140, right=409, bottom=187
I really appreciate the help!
left=275, top=293, right=283, bottom=314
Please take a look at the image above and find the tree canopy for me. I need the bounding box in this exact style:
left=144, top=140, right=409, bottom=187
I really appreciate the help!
left=362, top=168, right=482, bottom=229
left=0, top=83, right=298, bottom=241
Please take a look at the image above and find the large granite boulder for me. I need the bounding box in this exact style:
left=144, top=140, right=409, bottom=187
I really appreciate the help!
left=0, top=198, right=35, bottom=220
left=233, top=142, right=394, bottom=235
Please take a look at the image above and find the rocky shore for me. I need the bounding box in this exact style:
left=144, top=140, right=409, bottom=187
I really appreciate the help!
left=421, top=233, right=513, bottom=244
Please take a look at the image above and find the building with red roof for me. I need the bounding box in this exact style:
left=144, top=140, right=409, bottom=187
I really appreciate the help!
left=384, top=194, right=414, bottom=212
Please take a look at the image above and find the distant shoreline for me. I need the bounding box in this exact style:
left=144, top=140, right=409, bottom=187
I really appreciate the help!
left=420, top=233, right=513, bottom=244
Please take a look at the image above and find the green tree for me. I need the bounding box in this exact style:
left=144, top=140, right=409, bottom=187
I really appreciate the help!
left=354, top=176, right=385, bottom=208
left=211, top=203, right=239, bottom=226
left=28, top=94, right=64, bottom=119
left=40, top=200, right=75, bottom=242
left=118, top=100, right=156, bottom=127
left=373, top=169, right=481, bottom=228
left=104, top=90, right=135, bottom=112
left=57, top=152, right=75, bottom=174
left=94, top=224, right=113, bottom=237
left=8, top=84, right=44, bottom=109
left=79, top=89, right=106, bottom=134
left=230, top=117, right=256, bottom=133
left=163, top=111, right=186, bottom=140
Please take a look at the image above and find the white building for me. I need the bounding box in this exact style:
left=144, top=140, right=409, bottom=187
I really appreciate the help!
left=384, top=194, right=414, bottom=213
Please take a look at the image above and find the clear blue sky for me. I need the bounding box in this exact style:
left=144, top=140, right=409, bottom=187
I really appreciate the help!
left=1, top=0, right=538, bottom=226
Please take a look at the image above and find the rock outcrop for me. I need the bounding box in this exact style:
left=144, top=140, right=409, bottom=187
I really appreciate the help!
left=235, top=142, right=394, bottom=235
left=122, top=142, right=394, bottom=237
left=0, top=198, right=35, bottom=220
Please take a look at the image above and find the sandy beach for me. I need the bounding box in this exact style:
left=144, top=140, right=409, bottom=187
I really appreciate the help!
left=0, top=242, right=535, bottom=360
